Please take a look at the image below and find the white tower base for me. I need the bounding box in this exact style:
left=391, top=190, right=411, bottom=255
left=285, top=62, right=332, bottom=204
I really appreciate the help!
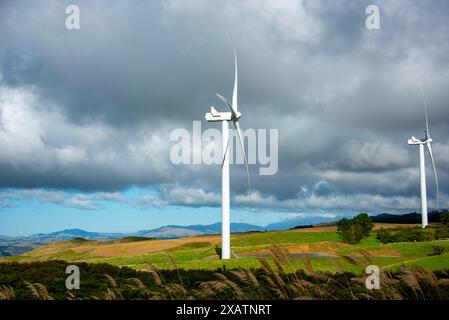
left=419, top=144, right=428, bottom=228
left=221, top=120, right=231, bottom=259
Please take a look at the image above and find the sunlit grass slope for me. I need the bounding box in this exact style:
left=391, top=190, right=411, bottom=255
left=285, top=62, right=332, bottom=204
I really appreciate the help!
left=2, top=225, right=449, bottom=273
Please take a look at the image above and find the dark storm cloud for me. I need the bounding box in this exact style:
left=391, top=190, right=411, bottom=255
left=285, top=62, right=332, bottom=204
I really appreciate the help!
left=1, top=0, right=449, bottom=211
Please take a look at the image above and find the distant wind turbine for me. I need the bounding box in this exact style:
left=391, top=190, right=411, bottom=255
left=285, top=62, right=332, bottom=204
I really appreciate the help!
left=205, top=48, right=251, bottom=259
left=408, top=83, right=439, bottom=228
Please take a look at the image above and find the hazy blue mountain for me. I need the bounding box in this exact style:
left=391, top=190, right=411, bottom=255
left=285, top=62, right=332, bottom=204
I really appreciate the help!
left=266, top=216, right=343, bottom=230
left=0, top=229, right=127, bottom=257
left=17, top=229, right=126, bottom=243
left=0, top=223, right=265, bottom=256
left=136, top=223, right=266, bottom=238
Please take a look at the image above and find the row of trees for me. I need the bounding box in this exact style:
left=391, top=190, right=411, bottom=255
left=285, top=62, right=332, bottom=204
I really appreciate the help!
left=336, top=211, right=449, bottom=244
left=377, top=211, right=449, bottom=244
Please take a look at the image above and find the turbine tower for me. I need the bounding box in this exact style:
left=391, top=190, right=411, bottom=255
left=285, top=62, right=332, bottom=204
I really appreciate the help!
left=408, top=85, right=439, bottom=228
left=205, top=48, right=251, bottom=260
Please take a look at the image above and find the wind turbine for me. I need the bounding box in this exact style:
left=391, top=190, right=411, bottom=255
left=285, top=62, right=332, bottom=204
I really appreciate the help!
left=408, top=84, right=439, bottom=228
left=205, top=48, right=251, bottom=260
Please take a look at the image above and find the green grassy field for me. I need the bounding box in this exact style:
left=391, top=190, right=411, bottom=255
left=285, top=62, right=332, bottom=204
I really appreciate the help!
left=2, top=227, right=449, bottom=274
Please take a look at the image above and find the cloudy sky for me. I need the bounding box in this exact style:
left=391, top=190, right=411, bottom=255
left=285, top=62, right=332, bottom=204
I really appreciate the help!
left=1, top=0, right=448, bottom=236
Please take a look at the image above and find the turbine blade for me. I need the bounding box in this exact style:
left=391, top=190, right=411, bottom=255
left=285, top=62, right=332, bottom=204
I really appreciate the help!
left=210, top=106, right=219, bottom=116
left=221, top=135, right=230, bottom=168
left=233, top=121, right=252, bottom=206
left=427, top=142, right=440, bottom=209
left=216, top=93, right=235, bottom=116
left=232, top=48, right=238, bottom=114
left=418, top=81, right=430, bottom=137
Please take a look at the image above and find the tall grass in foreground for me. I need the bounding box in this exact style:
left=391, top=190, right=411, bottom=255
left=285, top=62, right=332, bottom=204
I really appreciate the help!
left=1, top=246, right=449, bottom=300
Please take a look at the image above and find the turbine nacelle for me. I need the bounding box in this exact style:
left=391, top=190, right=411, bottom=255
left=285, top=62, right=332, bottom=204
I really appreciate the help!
left=408, top=136, right=432, bottom=145
left=205, top=106, right=232, bottom=122
left=408, top=136, right=423, bottom=145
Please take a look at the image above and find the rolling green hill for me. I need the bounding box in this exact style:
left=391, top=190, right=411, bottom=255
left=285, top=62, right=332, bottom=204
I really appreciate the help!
left=2, top=225, right=449, bottom=273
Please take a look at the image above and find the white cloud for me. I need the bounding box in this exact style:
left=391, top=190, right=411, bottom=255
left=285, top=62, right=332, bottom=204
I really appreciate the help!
left=63, top=195, right=100, bottom=210
left=155, top=186, right=221, bottom=207
left=249, top=0, right=322, bottom=43
left=21, top=189, right=66, bottom=204
left=0, top=84, right=173, bottom=190
left=146, top=185, right=439, bottom=213
left=341, top=141, right=411, bottom=170
left=166, top=0, right=322, bottom=43
left=56, top=145, right=88, bottom=166
left=285, top=212, right=336, bottom=220
left=245, top=192, right=424, bottom=212
left=235, top=190, right=278, bottom=207
left=95, top=192, right=127, bottom=202
left=19, top=189, right=127, bottom=210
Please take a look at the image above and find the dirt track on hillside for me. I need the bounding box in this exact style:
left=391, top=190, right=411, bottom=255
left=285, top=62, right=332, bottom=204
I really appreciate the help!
left=71, top=234, right=222, bottom=257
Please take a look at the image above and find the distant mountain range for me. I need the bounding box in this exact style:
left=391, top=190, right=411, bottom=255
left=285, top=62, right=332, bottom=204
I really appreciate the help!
left=0, top=211, right=445, bottom=256
left=135, top=223, right=266, bottom=239
left=266, top=215, right=344, bottom=230
left=0, top=223, right=266, bottom=256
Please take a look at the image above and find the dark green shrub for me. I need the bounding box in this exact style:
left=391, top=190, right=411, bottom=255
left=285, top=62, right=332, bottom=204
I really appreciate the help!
left=440, top=211, right=449, bottom=226
left=428, top=245, right=446, bottom=256
left=436, top=226, right=449, bottom=239
left=353, top=213, right=374, bottom=237
left=337, top=213, right=374, bottom=244
left=376, top=226, right=436, bottom=244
